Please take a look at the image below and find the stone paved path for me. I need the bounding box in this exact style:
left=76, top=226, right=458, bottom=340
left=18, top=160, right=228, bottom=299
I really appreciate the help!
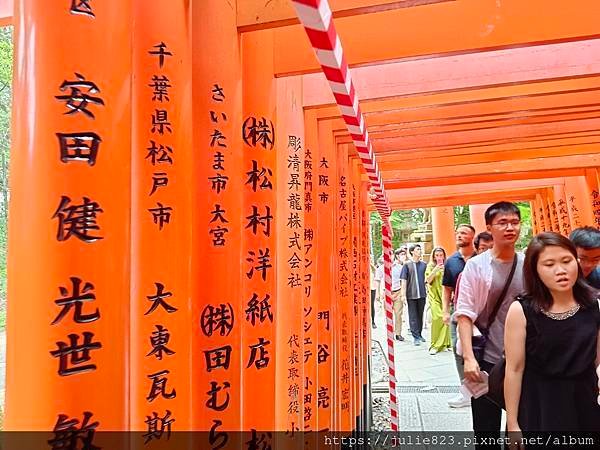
left=370, top=300, right=473, bottom=432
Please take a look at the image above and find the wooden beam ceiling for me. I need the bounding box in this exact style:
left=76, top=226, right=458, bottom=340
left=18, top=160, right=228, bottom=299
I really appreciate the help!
left=272, top=0, right=600, bottom=75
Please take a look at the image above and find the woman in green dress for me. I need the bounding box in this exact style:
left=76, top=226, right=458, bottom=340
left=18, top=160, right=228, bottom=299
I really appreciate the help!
left=426, top=247, right=451, bottom=354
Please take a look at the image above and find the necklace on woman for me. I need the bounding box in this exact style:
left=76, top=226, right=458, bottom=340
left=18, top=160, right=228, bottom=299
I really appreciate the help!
left=541, top=303, right=580, bottom=320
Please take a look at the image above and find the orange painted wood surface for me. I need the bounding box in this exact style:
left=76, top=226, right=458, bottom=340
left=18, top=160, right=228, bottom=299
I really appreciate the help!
left=553, top=184, right=571, bottom=235
left=316, top=119, right=336, bottom=431
left=131, top=0, right=192, bottom=432
left=585, top=168, right=600, bottom=228
left=192, top=0, right=243, bottom=435
left=302, top=109, right=318, bottom=436
left=238, top=0, right=449, bottom=31
left=274, top=0, right=600, bottom=75
left=302, top=38, right=600, bottom=106
left=335, top=144, right=352, bottom=432
left=275, top=76, right=305, bottom=435
left=241, top=29, right=278, bottom=432
left=6, top=0, right=132, bottom=430
left=432, top=207, right=456, bottom=255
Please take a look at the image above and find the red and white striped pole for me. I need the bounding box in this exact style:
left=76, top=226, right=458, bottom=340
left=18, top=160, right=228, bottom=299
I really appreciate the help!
left=382, top=224, right=399, bottom=430
left=291, top=0, right=391, bottom=220
left=291, top=0, right=398, bottom=431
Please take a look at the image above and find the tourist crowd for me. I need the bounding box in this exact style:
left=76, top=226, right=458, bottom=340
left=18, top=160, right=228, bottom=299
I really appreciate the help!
left=370, top=201, right=600, bottom=441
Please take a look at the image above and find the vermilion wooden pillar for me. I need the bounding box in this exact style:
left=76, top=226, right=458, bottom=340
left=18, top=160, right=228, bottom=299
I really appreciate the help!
left=192, top=0, right=242, bottom=435
left=275, top=76, right=305, bottom=435
left=241, top=29, right=278, bottom=432
left=469, top=204, right=491, bottom=233
left=585, top=169, right=600, bottom=228
left=535, top=194, right=548, bottom=232
left=302, top=109, right=318, bottom=438
left=335, top=143, right=352, bottom=432
left=432, top=206, right=456, bottom=255
left=540, top=192, right=553, bottom=233
left=530, top=201, right=539, bottom=235
left=130, top=0, right=193, bottom=432
left=553, top=183, right=571, bottom=236
left=316, top=119, right=336, bottom=431
left=545, top=188, right=560, bottom=233
left=360, top=179, right=370, bottom=431
left=6, top=0, right=131, bottom=430
left=350, top=157, right=362, bottom=431
left=565, top=176, right=594, bottom=228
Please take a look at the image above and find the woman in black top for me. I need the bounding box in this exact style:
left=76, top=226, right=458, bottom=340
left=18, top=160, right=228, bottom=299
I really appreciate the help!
left=504, top=233, right=600, bottom=440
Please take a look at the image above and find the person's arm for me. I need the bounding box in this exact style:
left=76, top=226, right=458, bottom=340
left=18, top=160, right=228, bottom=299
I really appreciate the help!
left=400, top=264, right=410, bottom=298
left=596, top=328, right=600, bottom=369
left=504, top=301, right=527, bottom=434
left=457, top=316, right=480, bottom=382
left=442, top=286, right=453, bottom=325
left=425, top=264, right=438, bottom=284
left=374, top=266, right=383, bottom=300
left=454, top=261, right=481, bottom=382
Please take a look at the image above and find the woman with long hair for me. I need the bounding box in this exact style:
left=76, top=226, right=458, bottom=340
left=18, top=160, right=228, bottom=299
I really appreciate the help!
left=504, top=232, right=600, bottom=437
left=425, top=247, right=451, bottom=355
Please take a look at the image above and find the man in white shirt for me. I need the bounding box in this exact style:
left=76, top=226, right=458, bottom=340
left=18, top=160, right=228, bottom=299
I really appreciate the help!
left=454, top=202, right=525, bottom=448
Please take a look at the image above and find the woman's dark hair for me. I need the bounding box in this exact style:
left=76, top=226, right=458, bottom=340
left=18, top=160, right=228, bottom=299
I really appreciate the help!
left=523, top=232, right=597, bottom=312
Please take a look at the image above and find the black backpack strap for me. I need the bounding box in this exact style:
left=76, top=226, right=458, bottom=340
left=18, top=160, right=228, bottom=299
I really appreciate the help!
left=477, top=254, right=518, bottom=329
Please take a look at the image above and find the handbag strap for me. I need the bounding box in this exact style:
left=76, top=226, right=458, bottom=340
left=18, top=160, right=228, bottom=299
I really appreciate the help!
left=479, top=254, right=518, bottom=329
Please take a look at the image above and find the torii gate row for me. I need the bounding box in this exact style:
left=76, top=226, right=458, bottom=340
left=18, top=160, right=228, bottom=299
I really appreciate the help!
left=3, top=0, right=600, bottom=440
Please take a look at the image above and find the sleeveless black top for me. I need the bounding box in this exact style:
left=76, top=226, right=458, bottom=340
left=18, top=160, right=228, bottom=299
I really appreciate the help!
left=517, top=297, right=600, bottom=432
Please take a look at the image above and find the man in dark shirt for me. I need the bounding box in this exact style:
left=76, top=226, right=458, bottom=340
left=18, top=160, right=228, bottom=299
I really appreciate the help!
left=400, top=244, right=427, bottom=346
left=569, top=226, right=600, bottom=289
left=442, top=223, right=476, bottom=408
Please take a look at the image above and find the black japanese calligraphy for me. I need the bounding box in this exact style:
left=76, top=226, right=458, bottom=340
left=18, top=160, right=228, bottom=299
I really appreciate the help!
left=204, top=345, right=232, bottom=372
left=146, top=370, right=176, bottom=402
left=246, top=248, right=272, bottom=281
left=206, top=381, right=231, bottom=412
left=50, top=332, right=102, bottom=376
left=146, top=325, right=175, bottom=360
left=69, top=0, right=95, bottom=18
left=200, top=303, right=235, bottom=337
left=49, top=411, right=98, bottom=450
left=148, top=202, right=173, bottom=230
left=247, top=337, right=271, bottom=370
left=53, top=196, right=103, bottom=242
left=149, top=42, right=173, bottom=68
left=56, top=74, right=104, bottom=119
left=243, top=117, right=275, bottom=150
left=143, top=410, right=174, bottom=443
left=245, top=293, right=273, bottom=326
left=52, top=277, right=100, bottom=325
left=57, top=132, right=101, bottom=166
left=145, top=282, right=177, bottom=315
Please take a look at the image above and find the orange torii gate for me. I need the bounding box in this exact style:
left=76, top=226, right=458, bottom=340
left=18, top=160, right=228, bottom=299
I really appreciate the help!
left=2, top=0, right=600, bottom=444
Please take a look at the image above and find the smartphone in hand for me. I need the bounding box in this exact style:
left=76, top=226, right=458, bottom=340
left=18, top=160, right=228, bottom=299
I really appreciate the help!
left=462, top=371, right=489, bottom=399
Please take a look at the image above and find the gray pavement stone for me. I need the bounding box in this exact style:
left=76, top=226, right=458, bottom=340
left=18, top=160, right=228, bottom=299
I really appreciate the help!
left=417, top=394, right=471, bottom=414
left=371, top=305, right=473, bottom=431
left=420, top=412, right=473, bottom=432
left=398, top=395, right=423, bottom=431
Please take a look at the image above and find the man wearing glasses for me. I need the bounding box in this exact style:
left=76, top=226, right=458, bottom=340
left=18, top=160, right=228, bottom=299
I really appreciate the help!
left=454, top=202, right=525, bottom=447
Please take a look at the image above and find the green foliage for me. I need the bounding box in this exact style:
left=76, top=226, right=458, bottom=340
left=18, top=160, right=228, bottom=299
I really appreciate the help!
left=370, top=208, right=426, bottom=259
left=454, top=205, right=470, bottom=226
left=516, top=201, right=533, bottom=251
left=0, top=27, right=12, bottom=331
